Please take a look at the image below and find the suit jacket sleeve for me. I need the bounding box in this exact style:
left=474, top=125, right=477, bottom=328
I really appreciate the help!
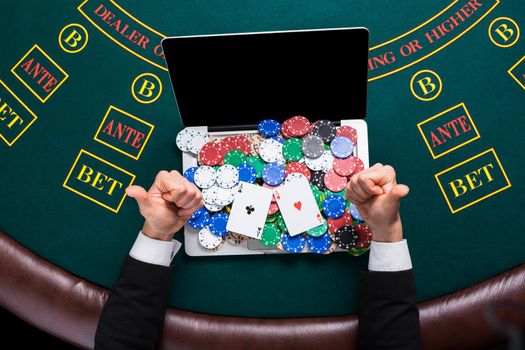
left=95, top=256, right=172, bottom=350
left=358, top=269, right=421, bottom=350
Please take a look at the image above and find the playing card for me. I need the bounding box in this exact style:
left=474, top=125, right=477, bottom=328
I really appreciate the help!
left=274, top=176, right=323, bottom=236
left=226, top=181, right=273, bottom=239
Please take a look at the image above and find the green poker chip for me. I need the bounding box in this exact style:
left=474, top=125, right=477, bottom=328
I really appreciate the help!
left=282, top=138, right=303, bottom=162
left=348, top=246, right=369, bottom=257
left=261, top=223, right=281, bottom=247
left=246, top=155, right=265, bottom=178
left=307, top=218, right=328, bottom=237
left=310, top=184, right=324, bottom=209
left=277, top=214, right=287, bottom=232
left=224, top=150, right=246, bottom=167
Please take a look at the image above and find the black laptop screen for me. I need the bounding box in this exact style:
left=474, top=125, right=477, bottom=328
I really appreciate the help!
left=162, top=28, right=369, bottom=128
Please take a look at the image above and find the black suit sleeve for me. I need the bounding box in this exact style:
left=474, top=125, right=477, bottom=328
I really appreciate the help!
left=95, top=256, right=172, bottom=350
left=358, top=269, right=421, bottom=350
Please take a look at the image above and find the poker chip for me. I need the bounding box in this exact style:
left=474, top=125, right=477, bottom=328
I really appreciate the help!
left=209, top=213, right=229, bottom=237
left=322, top=194, right=346, bottom=219
left=333, top=156, right=357, bottom=177
left=235, top=136, right=252, bottom=155
left=336, top=125, right=358, bottom=144
left=237, top=163, right=257, bottom=183
left=354, top=223, right=373, bottom=248
left=322, top=151, right=335, bottom=172
left=260, top=223, right=282, bottom=247
left=175, top=128, right=192, bottom=152
left=258, top=119, right=281, bottom=137
left=306, top=218, right=328, bottom=237
left=323, top=169, right=347, bottom=192
left=284, top=162, right=311, bottom=181
left=188, top=209, right=211, bottom=229
left=277, top=214, right=288, bottom=232
left=310, top=183, right=325, bottom=209
left=348, top=246, right=370, bottom=257
left=281, top=232, right=306, bottom=253
left=349, top=203, right=364, bottom=221
left=334, top=225, right=358, bottom=250
left=310, top=170, right=326, bottom=191
left=262, top=162, right=286, bottom=186
left=353, top=157, right=365, bottom=174
left=259, top=138, right=284, bottom=163
left=199, top=142, right=224, bottom=166
left=330, top=136, right=354, bottom=159
left=193, top=166, right=216, bottom=189
left=183, top=166, right=198, bottom=184
left=198, top=226, right=224, bottom=250
left=212, top=186, right=237, bottom=206
left=285, top=115, right=311, bottom=137
left=282, top=138, right=303, bottom=162
left=284, top=172, right=307, bottom=185
left=187, top=130, right=209, bottom=154
left=302, top=135, right=325, bottom=159
left=202, top=185, right=218, bottom=204
left=304, top=152, right=329, bottom=171
left=246, top=156, right=265, bottom=178
left=312, top=120, right=336, bottom=143
left=307, top=233, right=333, bottom=254
left=223, top=150, right=247, bottom=167
left=216, top=164, right=239, bottom=188
left=327, top=211, right=353, bottom=233
left=227, top=232, right=246, bottom=245
left=190, top=207, right=206, bottom=221
left=268, top=202, right=280, bottom=216
left=204, top=201, right=224, bottom=212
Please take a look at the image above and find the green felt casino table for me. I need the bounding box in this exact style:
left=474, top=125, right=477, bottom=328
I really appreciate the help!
left=0, top=0, right=524, bottom=319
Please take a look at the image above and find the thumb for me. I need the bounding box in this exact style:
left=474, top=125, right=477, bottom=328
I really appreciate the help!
left=126, top=185, right=148, bottom=205
left=389, top=184, right=410, bottom=199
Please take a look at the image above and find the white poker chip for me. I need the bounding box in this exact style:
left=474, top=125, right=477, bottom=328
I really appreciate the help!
left=322, top=150, right=335, bottom=172
left=216, top=164, right=239, bottom=189
left=198, top=226, right=224, bottom=250
left=204, top=201, right=224, bottom=212
left=202, top=185, right=218, bottom=204
left=212, top=186, right=237, bottom=206
left=176, top=128, right=192, bottom=152
left=259, top=138, right=284, bottom=163
left=284, top=172, right=307, bottom=185
left=187, top=130, right=209, bottom=155
left=194, top=166, right=216, bottom=189
left=305, top=152, right=329, bottom=171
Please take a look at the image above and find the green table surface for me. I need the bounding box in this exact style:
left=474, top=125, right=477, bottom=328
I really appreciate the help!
left=1, top=0, right=524, bottom=318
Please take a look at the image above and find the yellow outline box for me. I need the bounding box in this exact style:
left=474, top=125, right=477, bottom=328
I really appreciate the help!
left=0, top=80, right=38, bottom=146
left=94, top=105, right=154, bottom=160
left=508, top=55, right=525, bottom=91
left=435, top=148, right=511, bottom=214
left=417, top=102, right=480, bottom=159
left=63, top=149, right=136, bottom=213
left=11, top=44, right=69, bottom=103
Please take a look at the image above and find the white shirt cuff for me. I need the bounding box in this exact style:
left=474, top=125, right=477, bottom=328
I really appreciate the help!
left=129, top=231, right=182, bottom=267
left=368, top=239, right=413, bottom=272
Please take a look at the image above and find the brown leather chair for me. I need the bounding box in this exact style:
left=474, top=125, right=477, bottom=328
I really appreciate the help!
left=1, top=230, right=524, bottom=349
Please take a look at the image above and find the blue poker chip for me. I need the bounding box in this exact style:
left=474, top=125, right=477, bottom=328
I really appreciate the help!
left=330, top=136, right=354, bottom=159
left=188, top=209, right=210, bottom=229
left=349, top=203, right=364, bottom=221
left=271, top=136, right=284, bottom=144
left=209, top=212, right=229, bottom=237
left=281, top=232, right=306, bottom=253
left=190, top=207, right=205, bottom=220
left=237, top=163, right=257, bottom=183
left=258, top=119, right=281, bottom=137
left=307, top=233, right=333, bottom=254
left=183, top=166, right=199, bottom=184
left=262, top=162, right=285, bottom=186
left=322, top=194, right=346, bottom=219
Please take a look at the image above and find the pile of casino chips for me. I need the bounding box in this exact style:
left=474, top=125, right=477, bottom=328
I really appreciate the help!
left=176, top=116, right=372, bottom=256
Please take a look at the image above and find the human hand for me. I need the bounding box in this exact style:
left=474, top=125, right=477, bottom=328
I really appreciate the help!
left=345, top=163, right=409, bottom=243
left=126, top=170, right=203, bottom=241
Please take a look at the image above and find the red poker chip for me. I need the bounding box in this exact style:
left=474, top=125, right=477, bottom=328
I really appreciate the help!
left=353, top=157, right=365, bottom=174
left=336, top=125, right=357, bottom=144
left=268, top=202, right=279, bottom=215
left=354, top=223, right=372, bottom=248
left=327, top=212, right=353, bottom=234
left=333, top=156, right=357, bottom=177
left=287, top=116, right=311, bottom=137
left=234, top=135, right=252, bottom=155
left=221, top=136, right=238, bottom=153
left=323, top=169, right=347, bottom=192
left=199, top=142, right=224, bottom=166
left=284, top=162, right=311, bottom=181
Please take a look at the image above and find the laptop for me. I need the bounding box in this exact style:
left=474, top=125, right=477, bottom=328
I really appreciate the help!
left=162, top=27, right=369, bottom=256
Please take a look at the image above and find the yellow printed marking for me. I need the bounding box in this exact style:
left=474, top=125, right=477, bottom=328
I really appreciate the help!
left=59, top=23, right=89, bottom=54
left=0, top=80, right=38, bottom=146
left=488, top=17, right=520, bottom=48
left=131, top=73, right=163, bottom=104
left=508, top=55, right=525, bottom=91
left=410, top=69, right=442, bottom=102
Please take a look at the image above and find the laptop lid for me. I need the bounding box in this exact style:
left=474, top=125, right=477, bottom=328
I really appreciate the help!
left=162, top=28, right=369, bottom=131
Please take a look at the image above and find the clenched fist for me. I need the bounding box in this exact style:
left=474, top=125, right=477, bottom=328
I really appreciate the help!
left=126, top=170, right=203, bottom=241
left=345, top=163, right=409, bottom=243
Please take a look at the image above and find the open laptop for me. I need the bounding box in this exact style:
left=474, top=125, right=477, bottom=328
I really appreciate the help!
left=162, top=27, right=369, bottom=256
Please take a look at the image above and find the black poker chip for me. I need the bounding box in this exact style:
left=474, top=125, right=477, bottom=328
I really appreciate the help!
left=334, top=225, right=358, bottom=250
left=311, top=170, right=326, bottom=191
left=313, top=120, right=337, bottom=144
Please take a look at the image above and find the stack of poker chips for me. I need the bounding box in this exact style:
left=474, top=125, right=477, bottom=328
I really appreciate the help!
left=176, top=116, right=372, bottom=256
